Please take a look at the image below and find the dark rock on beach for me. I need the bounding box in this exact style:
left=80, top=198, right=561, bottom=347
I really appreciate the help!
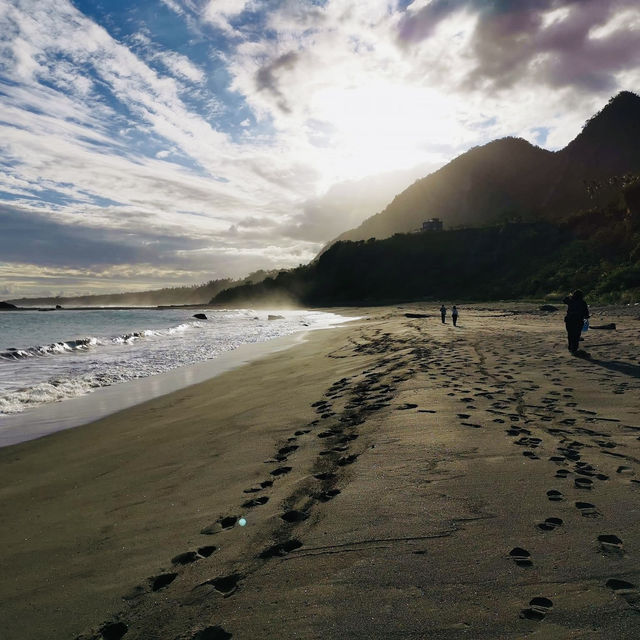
left=0, top=301, right=18, bottom=310
left=193, top=313, right=207, bottom=320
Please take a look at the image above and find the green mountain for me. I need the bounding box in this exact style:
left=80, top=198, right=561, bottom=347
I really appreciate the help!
left=212, top=198, right=640, bottom=306
left=328, top=91, right=640, bottom=244
left=211, top=92, right=640, bottom=307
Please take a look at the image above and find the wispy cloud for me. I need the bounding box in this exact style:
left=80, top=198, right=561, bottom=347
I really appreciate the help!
left=1, top=0, right=639, bottom=297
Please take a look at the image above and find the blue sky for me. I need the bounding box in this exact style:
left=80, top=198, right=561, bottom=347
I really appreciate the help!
left=1, top=0, right=639, bottom=298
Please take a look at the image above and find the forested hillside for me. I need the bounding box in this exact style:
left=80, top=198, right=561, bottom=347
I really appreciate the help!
left=211, top=181, right=640, bottom=306
left=328, top=92, right=640, bottom=246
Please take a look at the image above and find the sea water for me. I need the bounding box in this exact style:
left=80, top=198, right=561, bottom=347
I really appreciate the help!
left=0, top=307, right=351, bottom=418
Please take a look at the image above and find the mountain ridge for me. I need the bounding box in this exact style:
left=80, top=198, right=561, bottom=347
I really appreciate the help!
left=326, top=91, right=640, bottom=247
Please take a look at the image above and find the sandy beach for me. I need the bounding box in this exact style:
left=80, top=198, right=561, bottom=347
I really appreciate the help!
left=1, top=304, right=640, bottom=640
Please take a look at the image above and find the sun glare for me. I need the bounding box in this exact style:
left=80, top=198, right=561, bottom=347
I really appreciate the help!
left=309, top=83, right=459, bottom=180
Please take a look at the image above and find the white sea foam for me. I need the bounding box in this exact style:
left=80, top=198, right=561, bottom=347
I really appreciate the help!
left=0, top=308, right=352, bottom=416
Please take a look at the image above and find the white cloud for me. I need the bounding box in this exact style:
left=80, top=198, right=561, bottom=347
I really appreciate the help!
left=160, top=0, right=185, bottom=16
left=156, top=49, right=205, bottom=83
left=589, top=8, right=640, bottom=40
left=202, top=0, right=256, bottom=33
left=1, top=0, right=640, bottom=297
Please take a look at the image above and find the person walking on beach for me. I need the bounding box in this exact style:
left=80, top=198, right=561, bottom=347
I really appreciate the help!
left=562, top=290, right=589, bottom=355
left=440, top=305, right=447, bottom=323
left=452, top=305, right=459, bottom=326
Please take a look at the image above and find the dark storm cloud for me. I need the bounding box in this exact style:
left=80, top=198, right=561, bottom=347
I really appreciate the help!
left=397, top=0, right=640, bottom=91
left=255, top=51, right=299, bottom=112
left=0, top=204, right=209, bottom=270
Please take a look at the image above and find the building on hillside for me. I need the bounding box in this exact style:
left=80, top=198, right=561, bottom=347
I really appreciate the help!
left=421, top=218, right=443, bottom=232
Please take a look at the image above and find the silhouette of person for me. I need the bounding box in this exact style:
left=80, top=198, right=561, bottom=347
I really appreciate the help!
left=452, top=305, right=459, bottom=326
left=440, top=305, right=446, bottom=323
left=562, top=290, right=589, bottom=355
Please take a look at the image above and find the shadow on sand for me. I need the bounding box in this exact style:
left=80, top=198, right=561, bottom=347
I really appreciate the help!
left=590, top=358, right=640, bottom=379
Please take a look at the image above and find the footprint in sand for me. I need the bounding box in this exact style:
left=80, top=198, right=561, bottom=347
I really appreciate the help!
left=514, top=437, right=541, bottom=448
left=595, top=439, right=617, bottom=449
left=509, top=547, right=533, bottom=567
left=242, top=496, right=269, bottom=508
left=200, top=516, right=238, bottom=535
left=259, top=538, right=303, bottom=559
left=150, top=572, right=177, bottom=591
left=606, top=578, right=640, bottom=608
left=598, top=534, right=624, bottom=556
left=617, top=466, right=634, bottom=475
left=277, top=444, right=299, bottom=456
left=171, top=551, right=200, bottom=565
left=537, top=517, right=563, bottom=531
left=523, top=451, right=540, bottom=460
left=574, top=477, right=593, bottom=490
left=281, top=510, right=309, bottom=523
left=249, top=478, right=275, bottom=492
left=314, top=472, right=336, bottom=481
left=191, top=625, right=233, bottom=639
left=520, top=597, right=553, bottom=621
left=315, top=488, right=341, bottom=502
left=546, top=490, right=565, bottom=502
left=270, top=466, right=292, bottom=476
left=575, top=501, right=601, bottom=518
left=243, top=486, right=261, bottom=494
left=99, top=622, right=128, bottom=640
left=200, top=573, right=242, bottom=597
left=198, top=545, right=217, bottom=557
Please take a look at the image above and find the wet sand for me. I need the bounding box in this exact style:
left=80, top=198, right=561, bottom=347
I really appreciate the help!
left=1, top=304, right=640, bottom=640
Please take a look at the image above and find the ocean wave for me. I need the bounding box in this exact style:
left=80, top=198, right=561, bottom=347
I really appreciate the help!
left=0, top=310, right=354, bottom=417
left=165, top=322, right=198, bottom=334
left=0, top=371, right=131, bottom=414
left=0, top=337, right=100, bottom=360
left=0, top=320, right=203, bottom=360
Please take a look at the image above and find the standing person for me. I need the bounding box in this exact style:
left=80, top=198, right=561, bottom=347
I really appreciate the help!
left=440, top=305, right=447, bottom=324
left=452, top=305, right=459, bottom=326
left=562, top=290, right=589, bottom=355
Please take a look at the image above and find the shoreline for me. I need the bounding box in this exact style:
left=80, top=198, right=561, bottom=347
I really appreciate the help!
left=1, top=303, right=640, bottom=639
left=0, top=330, right=306, bottom=448
left=0, top=310, right=361, bottom=448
